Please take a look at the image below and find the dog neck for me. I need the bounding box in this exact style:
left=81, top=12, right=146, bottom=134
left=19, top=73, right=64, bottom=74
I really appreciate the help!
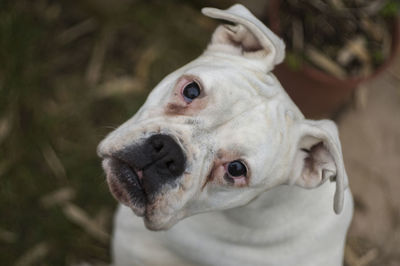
left=172, top=182, right=335, bottom=240
left=158, top=181, right=351, bottom=266
left=112, top=181, right=351, bottom=266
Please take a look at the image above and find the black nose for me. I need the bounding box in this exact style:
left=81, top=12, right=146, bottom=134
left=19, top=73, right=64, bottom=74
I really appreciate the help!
left=109, top=134, right=186, bottom=204
left=145, top=134, right=186, bottom=177
left=121, top=134, right=184, bottom=196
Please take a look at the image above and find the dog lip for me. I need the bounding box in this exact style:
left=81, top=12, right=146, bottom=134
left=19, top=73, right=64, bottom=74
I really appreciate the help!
left=105, top=157, right=147, bottom=215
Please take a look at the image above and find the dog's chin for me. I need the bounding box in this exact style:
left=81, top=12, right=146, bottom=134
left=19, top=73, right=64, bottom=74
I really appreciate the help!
left=143, top=212, right=179, bottom=231
left=102, top=158, right=188, bottom=230
left=102, top=158, right=147, bottom=216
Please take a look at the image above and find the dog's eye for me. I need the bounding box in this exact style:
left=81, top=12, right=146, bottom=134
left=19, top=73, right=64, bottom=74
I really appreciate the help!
left=227, top=160, right=247, bottom=177
left=182, top=81, right=200, bottom=103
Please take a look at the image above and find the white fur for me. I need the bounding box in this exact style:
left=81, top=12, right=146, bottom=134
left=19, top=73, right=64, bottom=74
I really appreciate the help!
left=98, top=4, right=353, bottom=266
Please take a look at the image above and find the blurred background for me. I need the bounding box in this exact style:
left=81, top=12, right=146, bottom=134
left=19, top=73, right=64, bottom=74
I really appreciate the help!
left=0, top=0, right=399, bottom=265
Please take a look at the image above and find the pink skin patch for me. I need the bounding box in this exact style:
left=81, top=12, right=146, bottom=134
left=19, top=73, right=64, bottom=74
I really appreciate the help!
left=106, top=175, right=144, bottom=216
left=107, top=178, right=131, bottom=207
left=203, top=150, right=250, bottom=189
left=223, top=162, right=247, bottom=186
left=165, top=75, right=207, bottom=116
left=137, top=170, right=144, bottom=180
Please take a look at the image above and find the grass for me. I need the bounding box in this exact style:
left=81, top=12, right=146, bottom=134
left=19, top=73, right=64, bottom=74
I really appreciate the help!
left=0, top=0, right=219, bottom=264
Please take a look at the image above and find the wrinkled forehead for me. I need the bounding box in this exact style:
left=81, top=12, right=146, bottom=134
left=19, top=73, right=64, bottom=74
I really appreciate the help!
left=186, top=55, right=279, bottom=97
left=188, top=62, right=255, bottom=92
left=174, top=57, right=282, bottom=118
left=215, top=105, right=269, bottom=150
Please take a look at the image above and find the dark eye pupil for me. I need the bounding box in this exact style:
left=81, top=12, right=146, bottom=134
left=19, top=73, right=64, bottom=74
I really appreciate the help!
left=183, top=82, right=200, bottom=102
left=227, top=161, right=247, bottom=177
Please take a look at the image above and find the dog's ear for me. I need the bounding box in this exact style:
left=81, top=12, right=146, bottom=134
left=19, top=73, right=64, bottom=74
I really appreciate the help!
left=202, top=4, right=285, bottom=72
left=288, top=119, right=348, bottom=214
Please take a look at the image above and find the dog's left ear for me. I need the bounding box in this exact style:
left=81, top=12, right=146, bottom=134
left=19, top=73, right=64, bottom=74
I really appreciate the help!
left=288, top=119, right=349, bottom=214
left=202, top=4, right=285, bottom=72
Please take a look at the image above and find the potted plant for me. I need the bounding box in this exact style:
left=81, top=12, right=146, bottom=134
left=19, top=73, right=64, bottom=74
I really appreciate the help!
left=266, top=0, right=400, bottom=118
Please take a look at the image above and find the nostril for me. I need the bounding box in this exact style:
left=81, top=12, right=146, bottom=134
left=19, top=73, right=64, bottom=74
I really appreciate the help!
left=152, top=139, right=163, bottom=152
left=145, top=134, right=186, bottom=180
left=166, top=160, right=176, bottom=172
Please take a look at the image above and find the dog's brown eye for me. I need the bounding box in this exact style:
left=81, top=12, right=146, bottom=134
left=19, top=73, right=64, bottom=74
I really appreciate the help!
left=227, top=161, right=247, bottom=177
left=182, top=81, right=200, bottom=103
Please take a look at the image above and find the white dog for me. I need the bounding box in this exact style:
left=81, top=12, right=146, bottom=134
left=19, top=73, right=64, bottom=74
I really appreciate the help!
left=98, top=4, right=353, bottom=266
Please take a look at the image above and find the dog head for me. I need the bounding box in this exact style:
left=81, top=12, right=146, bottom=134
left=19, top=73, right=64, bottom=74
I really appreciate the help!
left=97, top=4, right=348, bottom=230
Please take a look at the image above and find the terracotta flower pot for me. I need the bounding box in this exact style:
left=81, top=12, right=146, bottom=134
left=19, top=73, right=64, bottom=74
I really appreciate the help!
left=267, top=0, right=400, bottom=119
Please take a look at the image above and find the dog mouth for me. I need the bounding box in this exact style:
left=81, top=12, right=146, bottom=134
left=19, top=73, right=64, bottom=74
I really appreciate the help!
left=103, top=157, right=147, bottom=216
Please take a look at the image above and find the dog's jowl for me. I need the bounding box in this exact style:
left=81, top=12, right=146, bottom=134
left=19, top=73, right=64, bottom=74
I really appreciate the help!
left=98, top=4, right=353, bottom=266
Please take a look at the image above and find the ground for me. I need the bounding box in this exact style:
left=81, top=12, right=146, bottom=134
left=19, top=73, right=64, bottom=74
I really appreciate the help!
left=0, top=1, right=399, bottom=265
left=340, top=57, right=400, bottom=266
